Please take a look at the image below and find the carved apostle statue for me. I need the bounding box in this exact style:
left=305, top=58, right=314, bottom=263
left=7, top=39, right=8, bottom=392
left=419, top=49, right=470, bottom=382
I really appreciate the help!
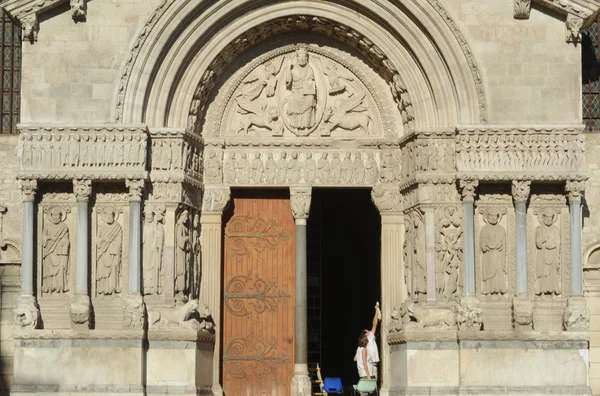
left=42, top=206, right=70, bottom=294
left=96, top=207, right=123, bottom=295
left=535, top=208, right=561, bottom=295
left=480, top=208, right=507, bottom=296
left=175, top=210, right=191, bottom=298
left=284, top=47, right=317, bottom=132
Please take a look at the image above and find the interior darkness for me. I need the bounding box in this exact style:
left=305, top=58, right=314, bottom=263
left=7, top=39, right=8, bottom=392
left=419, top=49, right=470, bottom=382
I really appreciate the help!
left=307, top=188, right=381, bottom=390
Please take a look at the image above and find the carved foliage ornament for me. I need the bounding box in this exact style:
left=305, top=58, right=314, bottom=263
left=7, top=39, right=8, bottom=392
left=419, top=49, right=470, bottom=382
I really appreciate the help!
left=566, top=179, right=585, bottom=202
left=290, top=188, right=312, bottom=219
left=126, top=179, right=145, bottom=201
left=459, top=180, right=478, bottom=202
left=20, top=179, right=38, bottom=201
left=512, top=180, right=531, bottom=202
left=514, top=0, right=532, bottom=19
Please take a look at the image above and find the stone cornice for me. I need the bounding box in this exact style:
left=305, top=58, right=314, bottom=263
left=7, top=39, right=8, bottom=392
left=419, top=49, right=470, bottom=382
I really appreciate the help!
left=534, top=0, right=600, bottom=25
left=1, top=0, right=86, bottom=43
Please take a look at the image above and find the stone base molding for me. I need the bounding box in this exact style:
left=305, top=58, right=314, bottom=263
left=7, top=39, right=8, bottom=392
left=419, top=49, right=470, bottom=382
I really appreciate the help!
left=290, top=364, right=312, bottom=396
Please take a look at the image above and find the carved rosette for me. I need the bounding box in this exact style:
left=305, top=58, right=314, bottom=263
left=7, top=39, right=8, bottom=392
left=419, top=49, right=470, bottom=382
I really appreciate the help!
left=563, top=295, right=590, bottom=331
left=511, top=180, right=531, bottom=203
left=73, top=179, right=92, bottom=201
left=20, top=179, right=38, bottom=201
left=459, top=180, right=478, bottom=203
left=202, top=186, right=231, bottom=213
left=290, top=187, right=312, bottom=220
left=13, top=294, right=40, bottom=329
left=566, top=179, right=585, bottom=203
left=126, top=179, right=145, bottom=201
left=123, top=294, right=146, bottom=329
left=70, top=294, right=91, bottom=325
left=514, top=0, right=532, bottom=19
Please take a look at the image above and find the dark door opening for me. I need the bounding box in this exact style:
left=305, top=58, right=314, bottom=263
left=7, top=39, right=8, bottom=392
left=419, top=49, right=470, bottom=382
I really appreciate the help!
left=307, top=188, right=381, bottom=391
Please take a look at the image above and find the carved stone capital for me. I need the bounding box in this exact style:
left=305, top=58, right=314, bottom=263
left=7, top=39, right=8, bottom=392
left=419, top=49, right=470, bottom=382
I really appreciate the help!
left=126, top=179, right=145, bottom=201
left=563, top=295, right=589, bottom=331
left=511, top=180, right=531, bottom=202
left=566, top=179, right=585, bottom=203
left=459, top=179, right=478, bottom=203
left=73, top=179, right=92, bottom=202
left=124, top=294, right=146, bottom=330
left=290, top=187, right=312, bottom=220
left=70, top=294, right=91, bottom=326
left=70, top=0, right=86, bottom=21
left=20, top=179, right=38, bottom=201
left=566, top=14, right=584, bottom=44
left=371, top=183, right=402, bottom=214
left=514, top=0, right=532, bottom=19
left=202, top=186, right=231, bottom=213
left=14, top=294, right=40, bottom=329
left=512, top=295, right=534, bottom=330
left=456, top=295, right=483, bottom=331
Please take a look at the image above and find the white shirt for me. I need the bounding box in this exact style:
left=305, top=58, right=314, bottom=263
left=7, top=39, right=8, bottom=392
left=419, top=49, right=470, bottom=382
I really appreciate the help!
left=367, top=332, right=380, bottom=363
left=355, top=346, right=374, bottom=378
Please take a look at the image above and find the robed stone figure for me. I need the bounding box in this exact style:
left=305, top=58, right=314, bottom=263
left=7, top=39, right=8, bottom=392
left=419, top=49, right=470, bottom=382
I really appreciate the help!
left=480, top=208, right=507, bottom=295
left=285, top=47, right=317, bottom=132
left=175, top=210, right=190, bottom=298
left=535, top=208, right=561, bottom=295
left=96, top=207, right=123, bottom=295
left=42, top=207, right=70, bottom=294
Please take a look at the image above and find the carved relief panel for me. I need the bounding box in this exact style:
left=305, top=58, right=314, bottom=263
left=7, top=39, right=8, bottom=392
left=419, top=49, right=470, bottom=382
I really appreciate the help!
left=404, top=208, right=426, bottom=301
left=435, top=205, right=463, bottom=301
left=143, top=205, right=166, bottom=297
left=474, top=190, right=515, bottom=300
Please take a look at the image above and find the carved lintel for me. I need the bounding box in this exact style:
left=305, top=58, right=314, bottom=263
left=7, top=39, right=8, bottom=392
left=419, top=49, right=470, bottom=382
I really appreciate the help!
left=563, top=295, right=590, bottom=331
left=123, top=294, right=146, bottom=329
left=456, top=295, right=483, bottom=331
left=70, top=0, right=86, bottom=21
left=290, top=187, right=312, bottom=220
left=73, top=179, right=92, bottom=202
left=566, top=179, right=585, bottom=203
left=512, top=295, right=534, bottom=330
left=126, top=179, right=145, bottom=201
left=14, top=294, right=40, bottom=329
left=514, top=0, right=532, bottom=19
left=20, top=179, right=38, bottom=201
left=511, top=180, right=531, bottom=203
left=202, top=186, right=231, bottom=213
left=459, top=179, right=478, bottom=203
left=566, top=14, right=584, bottom=44
left=70, top=294, right=91, bottom=326
left=371, top=183, right=402, bottom=214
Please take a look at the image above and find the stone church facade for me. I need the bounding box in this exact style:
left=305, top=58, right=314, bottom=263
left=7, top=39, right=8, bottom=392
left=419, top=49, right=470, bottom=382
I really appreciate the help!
left=0, top=0, right=599, bottom=395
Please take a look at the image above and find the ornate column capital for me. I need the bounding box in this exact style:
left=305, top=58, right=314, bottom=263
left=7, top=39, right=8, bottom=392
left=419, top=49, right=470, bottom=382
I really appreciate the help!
left=459, top=179, right=478, bottom=203
left=73, top=179, right=92, bottom=202
left=290, top=187, right=312, bottom=220
left=566, top=179, right=585, bottom=203
left=126, top=179, right=145, bottom=201
left=20, top=179, right=38, bottom=201
left=371, top=183, right=402, bottom=214
left=511, top=180, right=531, bottom=203
left=514, top=0, right=531, bottom=19
left=202, top=185, right=231, bottom=213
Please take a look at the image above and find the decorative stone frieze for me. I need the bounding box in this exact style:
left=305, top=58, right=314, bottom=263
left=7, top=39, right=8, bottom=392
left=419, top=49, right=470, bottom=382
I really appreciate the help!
left=290, top=187, right=312, bottom=220
left=456, top=125, right=585, bottom=180
left=149, top=128, right=203, bottom=181
left=514, top=0, right=532, bottom=18
left=17, top=125, right=148, bottom=180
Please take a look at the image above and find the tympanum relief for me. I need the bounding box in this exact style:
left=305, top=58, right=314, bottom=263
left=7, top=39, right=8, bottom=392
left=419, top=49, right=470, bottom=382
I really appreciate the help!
left=223, top=46, right=381, bottom=139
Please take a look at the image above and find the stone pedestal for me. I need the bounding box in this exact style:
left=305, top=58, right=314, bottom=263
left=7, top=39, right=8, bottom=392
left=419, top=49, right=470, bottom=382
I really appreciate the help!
left=146, top=331, right=215, bottom=396
left=11, top=330, right=145, bottom=395
left=387, top=331, right=591, bottom=395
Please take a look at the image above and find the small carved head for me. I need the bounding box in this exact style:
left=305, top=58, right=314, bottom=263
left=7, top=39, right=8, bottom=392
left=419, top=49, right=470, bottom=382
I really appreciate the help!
left=296, top=46, right=309, bottom=66
left=344, top=152, right=351, bottom=159
left=281, top=151, right=287, bottom=159
left=267, top=152, right=274, bottom=159
left=268, top=107, right=279, bottom=120
left=306, top=152, right=312, bottom=159
left=321, top=151, right=328, bottom=159
left=291, top=151, right=298, bottom=159
left=255, top=152, right=261, bottom=159
left=354, top=152, right=361, bottom=159
left=101, top=207, right=118, bottom=224
left=143, top=206, right=154, bottom=223
left=332, top=151, right=339, bottom=159
left=48, top=206, right=65, bottom=225
left=179, top=209, right=189, bottom=224
left=482, top=207, right=505, bottom=226
left=538, top=207, right=558, bottom=227
left=193, top=213, right=199, bottom=227
left=154, top=206, right=166, bottom=223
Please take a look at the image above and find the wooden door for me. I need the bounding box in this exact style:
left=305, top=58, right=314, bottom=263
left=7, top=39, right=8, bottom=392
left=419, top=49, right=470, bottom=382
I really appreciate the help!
left=222, top=194, right=295, bottom=396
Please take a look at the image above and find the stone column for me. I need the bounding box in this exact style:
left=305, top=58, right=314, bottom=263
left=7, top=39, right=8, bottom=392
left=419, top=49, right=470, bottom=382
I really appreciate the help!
left=424, top=207, right=436, bottom=303
left=71, top=179, right=92, bottom=328
left=199, top=186, right=231, bottom=396
left=564, top=180, right=590, bottom=331
left=457, top=180, right=482, bottom=330
left=124, top=179, right=145, bottom=329
left=14, top=179, right=40, bottom=329
left=512, top=180, right=533, bottom=330
left=290, top=187, right=312, bottom=396
left=371, top=184, right=403, bottom=395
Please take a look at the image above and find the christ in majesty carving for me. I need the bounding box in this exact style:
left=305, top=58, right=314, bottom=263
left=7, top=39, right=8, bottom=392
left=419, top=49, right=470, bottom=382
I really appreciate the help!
left=284, top=47, right=317, bottom=132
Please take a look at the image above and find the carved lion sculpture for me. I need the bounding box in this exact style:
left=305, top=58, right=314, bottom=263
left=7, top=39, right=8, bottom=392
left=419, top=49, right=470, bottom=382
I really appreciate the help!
left=149, top=299, right=215, bottom=332
left=406, top=302, right=456, bottom=329
left=14, top=302, right=39, bottom=329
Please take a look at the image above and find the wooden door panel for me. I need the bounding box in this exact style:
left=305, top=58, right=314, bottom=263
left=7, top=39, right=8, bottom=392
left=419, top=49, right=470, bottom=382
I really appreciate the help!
left=223, top=196, right=295, bottom=396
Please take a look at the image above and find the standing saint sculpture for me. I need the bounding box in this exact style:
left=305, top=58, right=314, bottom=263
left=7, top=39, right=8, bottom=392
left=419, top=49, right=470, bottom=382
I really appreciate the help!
left=480, top=208, right=507, bottom=296
left=96, top=207, right=123, bottom=295
left=42, top=206, right=70, bottom=294
left=535, top=208, right=561, bottom=295
left=284, top=46, right=317, bottom=135
left=175, top=210, right=191, bottom=299
left=143, top=206, right=158, bottom=295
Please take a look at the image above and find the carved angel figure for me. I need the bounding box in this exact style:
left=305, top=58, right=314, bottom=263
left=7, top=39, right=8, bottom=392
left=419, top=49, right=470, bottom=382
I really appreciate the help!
left=323, top=92, right=371, bottom=134
left=42, top=206, right=70, bottom=294
left=96, top=207, right=123, bottom=295
left=480, top=208, right=507, bottom=296
left=322, top=62, right=354, bottom=95
left=535, top=208, right=561, bottom=296
left=238, top=57, right=284, bottom=102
